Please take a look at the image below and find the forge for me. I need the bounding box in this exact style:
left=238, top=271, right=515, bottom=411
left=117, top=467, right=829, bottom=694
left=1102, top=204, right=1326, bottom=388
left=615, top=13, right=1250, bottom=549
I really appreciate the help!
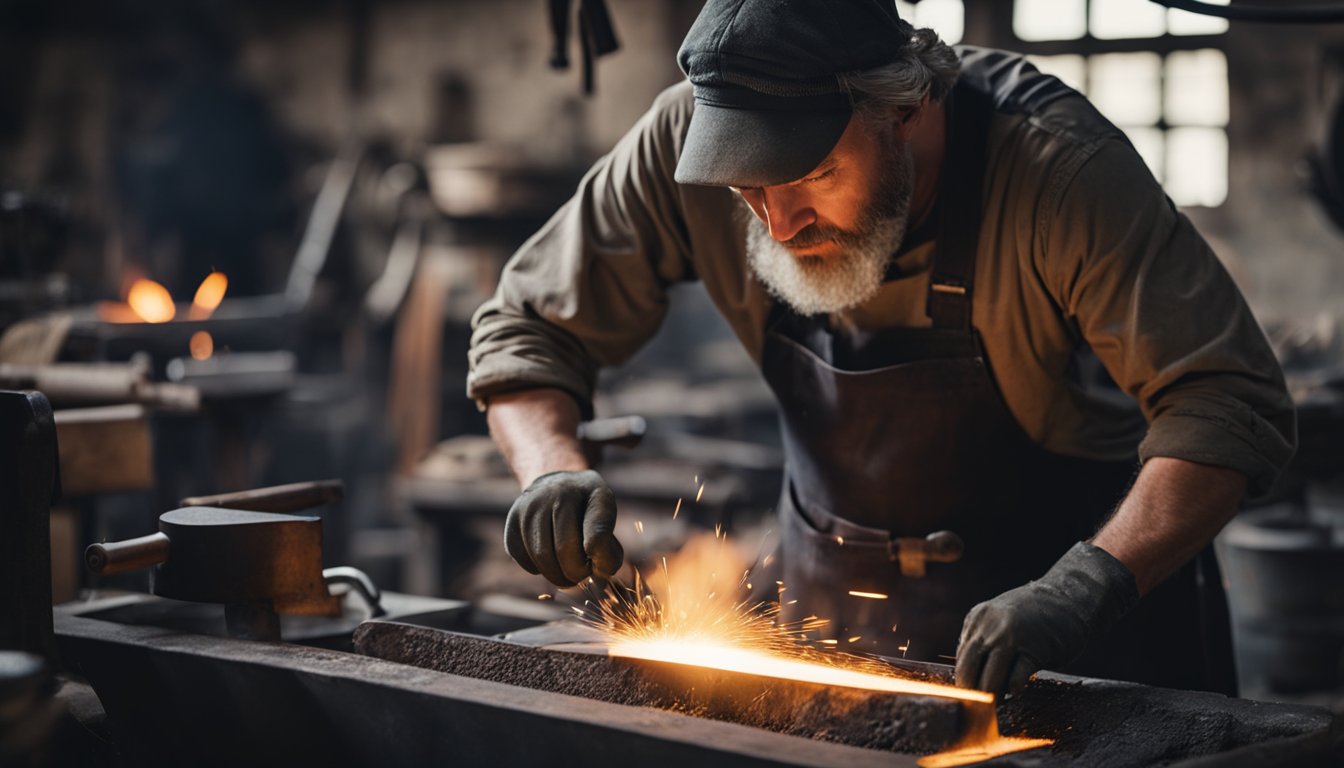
left=352, top=620, right=1340, bottom=767
left=353, top=621, right=975, bottom=756
left=54, top=599, right=1344, bottom=768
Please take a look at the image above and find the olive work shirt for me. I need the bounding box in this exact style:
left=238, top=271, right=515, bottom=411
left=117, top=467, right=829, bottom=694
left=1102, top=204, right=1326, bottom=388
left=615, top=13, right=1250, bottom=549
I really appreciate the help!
left=468, top=59, right=1296, bottom=497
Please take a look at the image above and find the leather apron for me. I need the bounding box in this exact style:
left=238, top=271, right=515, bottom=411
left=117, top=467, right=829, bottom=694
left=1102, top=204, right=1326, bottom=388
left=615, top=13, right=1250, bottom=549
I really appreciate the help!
left=762, top=83, right=1237, bottom=694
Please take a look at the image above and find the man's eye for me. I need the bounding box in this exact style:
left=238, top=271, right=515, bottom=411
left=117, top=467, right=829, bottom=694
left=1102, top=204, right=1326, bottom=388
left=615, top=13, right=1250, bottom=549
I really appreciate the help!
left=804, top=169, right=835, bottom=184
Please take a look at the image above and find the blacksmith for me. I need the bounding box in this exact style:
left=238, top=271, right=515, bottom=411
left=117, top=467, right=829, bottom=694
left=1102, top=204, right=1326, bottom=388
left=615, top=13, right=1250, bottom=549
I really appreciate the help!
left=468, top=0, right=1294, bottom=696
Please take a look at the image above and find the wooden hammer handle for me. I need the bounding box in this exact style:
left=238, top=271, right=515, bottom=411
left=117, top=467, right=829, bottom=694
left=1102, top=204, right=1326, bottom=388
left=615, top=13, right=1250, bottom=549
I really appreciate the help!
left=85, top=532, right=170, bottom=576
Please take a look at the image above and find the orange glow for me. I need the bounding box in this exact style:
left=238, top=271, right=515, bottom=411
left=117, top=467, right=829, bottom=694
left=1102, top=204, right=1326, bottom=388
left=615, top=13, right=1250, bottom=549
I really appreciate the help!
left=918, top=735, right=1055, bottom=767
left=188, top=272, right=228, bottom=320
left=587, top=530, right=1052, bottom=766
left=596, top=533, right=995, bottom=706
left=127, top=279, right=176, bottom=323
left=918, top=700, right=1054, bottom=768
left=609, top=639, right=992, bottom=703
left=96, top=301, right=142, bottom=324
left=189, top=331, right=214, bottom=361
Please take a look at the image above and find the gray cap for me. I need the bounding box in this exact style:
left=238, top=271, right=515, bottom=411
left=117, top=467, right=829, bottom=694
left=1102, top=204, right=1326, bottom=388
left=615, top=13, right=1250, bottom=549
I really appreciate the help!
left=674, top=0, right=914, bottom=187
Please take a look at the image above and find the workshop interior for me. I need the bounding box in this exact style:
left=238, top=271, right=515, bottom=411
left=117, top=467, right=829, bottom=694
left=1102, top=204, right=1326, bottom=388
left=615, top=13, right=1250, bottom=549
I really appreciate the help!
left=3, top=0, right=1344, bottom=765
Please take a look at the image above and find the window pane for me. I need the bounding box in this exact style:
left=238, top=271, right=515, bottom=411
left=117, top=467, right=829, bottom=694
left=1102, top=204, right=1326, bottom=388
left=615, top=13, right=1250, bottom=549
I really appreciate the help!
left=1165, top=49, right=1228, bottom=126
left=1014, top=0, right=1086, bottom=42
left=1166, top=127, right=1228, bottom=206
left=1123, top=127, right=1165, bottom=183
left=1028, top=54, right=1087, bottom=94
left=1090, top=0, right=1165, bottom=39
left=913, top=0, right=964, bottom=45
left=1089, top=52, right=1162, bottom=126
left=1169, top=0, right=1230, bottom=35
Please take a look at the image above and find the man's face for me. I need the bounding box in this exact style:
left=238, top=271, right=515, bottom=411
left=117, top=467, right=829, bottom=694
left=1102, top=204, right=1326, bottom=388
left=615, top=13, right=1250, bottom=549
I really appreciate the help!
left=736, top=112, right=915, bottom=316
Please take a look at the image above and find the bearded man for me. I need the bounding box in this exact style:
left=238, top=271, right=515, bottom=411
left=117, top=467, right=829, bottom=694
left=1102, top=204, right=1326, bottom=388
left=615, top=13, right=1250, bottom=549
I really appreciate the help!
left=467, top=0, right=1295, bottom=697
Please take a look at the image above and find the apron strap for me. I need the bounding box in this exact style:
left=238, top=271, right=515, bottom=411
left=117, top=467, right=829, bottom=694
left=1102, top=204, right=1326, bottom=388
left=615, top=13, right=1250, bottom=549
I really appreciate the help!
left=926, top=85, right=995, bottom=332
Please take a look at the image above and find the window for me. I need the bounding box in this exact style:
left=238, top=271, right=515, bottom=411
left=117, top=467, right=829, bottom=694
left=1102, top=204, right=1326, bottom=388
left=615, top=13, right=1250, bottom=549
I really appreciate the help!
left=1014, top=0, right=1229, bottom=207
left=896, top=0, right=965, bottom=46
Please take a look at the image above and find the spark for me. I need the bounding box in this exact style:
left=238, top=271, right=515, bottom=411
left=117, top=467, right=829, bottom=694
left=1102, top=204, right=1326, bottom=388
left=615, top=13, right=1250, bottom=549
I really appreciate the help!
left=673, top=498, right=682, bottom=519
left=537, top=594, right=553, bottom=601
left=835, top=535, right=845, bottom=546
left=762, top=554, right=773, bottom=567
left=635, top=520, right=645, bottom=534
left=582, top=529, right=1028, bottom=739
left=848, top=590, right=889, bottom=600
left=696, top=482, right=705, bottom=502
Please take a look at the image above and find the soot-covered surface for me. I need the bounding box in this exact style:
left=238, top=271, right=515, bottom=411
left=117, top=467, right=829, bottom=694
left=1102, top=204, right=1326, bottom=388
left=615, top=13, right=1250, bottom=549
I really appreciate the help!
left=353, top=621, right=966, bottom=755
left=991, top=676, right=1340, bottom=767
left=882, top=659, right=1341, bottom=766
left=355, top=621, right=1342, bottom=766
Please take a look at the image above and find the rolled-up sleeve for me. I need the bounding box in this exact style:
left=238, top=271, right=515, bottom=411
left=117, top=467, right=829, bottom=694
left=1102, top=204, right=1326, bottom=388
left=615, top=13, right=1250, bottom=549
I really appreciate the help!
left=1043, top=138, right=1296, bottom=497
left=468, top=85, right=697, bottom=414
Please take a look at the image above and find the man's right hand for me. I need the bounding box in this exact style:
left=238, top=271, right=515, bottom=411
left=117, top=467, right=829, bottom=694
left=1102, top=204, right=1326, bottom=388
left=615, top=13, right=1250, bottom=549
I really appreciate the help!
left=503, top=469, right=624, bottom=587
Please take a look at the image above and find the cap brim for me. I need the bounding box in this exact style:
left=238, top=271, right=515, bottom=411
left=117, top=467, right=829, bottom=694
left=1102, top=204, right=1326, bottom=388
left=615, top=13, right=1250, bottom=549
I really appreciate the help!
left=674, top=101, right=852, bottom=188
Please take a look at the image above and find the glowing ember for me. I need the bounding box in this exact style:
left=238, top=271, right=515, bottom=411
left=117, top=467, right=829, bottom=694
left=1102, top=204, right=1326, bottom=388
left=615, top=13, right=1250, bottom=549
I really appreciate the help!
left=918, top=734, right=1055, bottom=768
left=127, top=279, right=176, bottom=323
left=188, top=271, right=228, bottom=320
left=609, top=639, right=990, bottom=703
left=848, top=590, right=889, bottom=600
left=917, top=701, right=1053, bottom=767
left=189, top=331, right=215, bottom=361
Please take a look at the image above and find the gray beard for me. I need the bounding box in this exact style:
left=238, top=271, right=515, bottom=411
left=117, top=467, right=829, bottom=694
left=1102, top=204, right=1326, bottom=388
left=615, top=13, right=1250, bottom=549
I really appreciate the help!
left=744, top=145, right=914, bottom=317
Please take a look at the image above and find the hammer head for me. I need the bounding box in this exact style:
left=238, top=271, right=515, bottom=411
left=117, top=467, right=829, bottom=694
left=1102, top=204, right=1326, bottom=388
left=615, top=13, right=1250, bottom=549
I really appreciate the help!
left=153, top=507, right=337, bottom=615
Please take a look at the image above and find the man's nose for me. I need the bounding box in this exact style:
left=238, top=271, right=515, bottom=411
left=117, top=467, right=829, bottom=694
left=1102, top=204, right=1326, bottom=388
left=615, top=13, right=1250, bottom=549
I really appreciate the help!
left=739, top=186, right=817, bottom=242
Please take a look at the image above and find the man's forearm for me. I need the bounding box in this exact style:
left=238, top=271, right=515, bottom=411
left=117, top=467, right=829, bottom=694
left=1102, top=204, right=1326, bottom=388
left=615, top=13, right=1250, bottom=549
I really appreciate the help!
left=1090, top=456, right=1247, bottom=595
left=486, top=388, right=589, bottom=488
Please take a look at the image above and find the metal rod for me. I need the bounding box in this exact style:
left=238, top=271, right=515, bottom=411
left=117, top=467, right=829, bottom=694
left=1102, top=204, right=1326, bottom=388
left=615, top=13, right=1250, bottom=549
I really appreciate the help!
left=179, top=479, right=344, bottom=513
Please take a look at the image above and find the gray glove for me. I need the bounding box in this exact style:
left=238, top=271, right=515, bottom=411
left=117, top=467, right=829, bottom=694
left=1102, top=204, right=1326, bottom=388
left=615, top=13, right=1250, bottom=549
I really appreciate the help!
left=955, top=541, right=1140, bottom=695
left=503, top=470, right=624, bottom=587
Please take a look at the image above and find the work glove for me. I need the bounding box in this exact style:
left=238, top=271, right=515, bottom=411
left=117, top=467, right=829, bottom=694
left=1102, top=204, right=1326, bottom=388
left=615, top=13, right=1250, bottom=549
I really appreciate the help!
left=503, top=470, right=624, bottom=587
left=955, top=541, right=1140, bottom=696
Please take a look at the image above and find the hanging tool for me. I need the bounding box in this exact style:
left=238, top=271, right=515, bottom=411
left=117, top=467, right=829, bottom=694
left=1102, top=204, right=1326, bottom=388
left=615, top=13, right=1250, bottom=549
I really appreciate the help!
left=547, top=0, right=621, bottom=95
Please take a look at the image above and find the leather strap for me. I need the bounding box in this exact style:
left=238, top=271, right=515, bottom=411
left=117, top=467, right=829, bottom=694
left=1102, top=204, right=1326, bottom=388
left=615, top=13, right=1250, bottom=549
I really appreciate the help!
left=926, top=86, right=995, bottom=332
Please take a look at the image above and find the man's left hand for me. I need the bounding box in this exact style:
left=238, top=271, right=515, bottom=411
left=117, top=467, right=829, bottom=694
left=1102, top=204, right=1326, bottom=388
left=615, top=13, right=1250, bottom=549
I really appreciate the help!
left=955, top=541, right=1140, bottom=696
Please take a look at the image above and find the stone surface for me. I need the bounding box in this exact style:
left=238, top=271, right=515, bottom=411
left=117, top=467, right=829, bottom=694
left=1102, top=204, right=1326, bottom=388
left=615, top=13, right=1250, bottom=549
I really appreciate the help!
left=353, top=620, right=968, bottom=755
